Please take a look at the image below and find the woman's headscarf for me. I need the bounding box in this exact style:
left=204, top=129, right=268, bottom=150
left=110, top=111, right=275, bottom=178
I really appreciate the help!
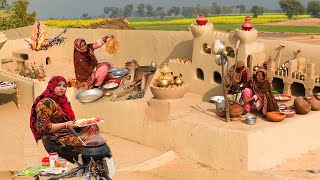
left=74, top=38, right=98, bottom=64
left=30, top=76, right=75, bottom=143
left=226, top=60, right=252, bottom=87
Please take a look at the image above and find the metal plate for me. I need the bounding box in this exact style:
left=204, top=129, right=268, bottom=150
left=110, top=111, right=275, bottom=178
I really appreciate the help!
left=110, top=69, right=127, bottom=78
left=209, top=96, right=225, bottom=103
left=103, top=82, right=119, bottom=90
left=75, top=89, right=104, bottom=103
left=108, top=67, right=119, bottom=73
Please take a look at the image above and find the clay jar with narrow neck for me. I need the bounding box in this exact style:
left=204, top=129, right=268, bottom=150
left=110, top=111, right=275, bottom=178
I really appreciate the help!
left=294, top=96, right=311, bottom=114
left=242, top=16, right=253, bottom=31
left=311, top=94, right=320, bottom=111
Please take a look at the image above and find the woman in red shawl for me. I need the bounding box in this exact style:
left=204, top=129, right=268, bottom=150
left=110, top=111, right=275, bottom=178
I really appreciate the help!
left=74, top=34, right=115, bottom=89
left=225, top=60, right=252, bottom=94
left=243, top=68, right=278, bottom=115
left=30, top=76, right=101, bottom=163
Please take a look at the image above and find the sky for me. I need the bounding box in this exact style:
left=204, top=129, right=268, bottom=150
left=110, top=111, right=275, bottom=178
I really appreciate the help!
left=18, top=0, right=313, bottom=19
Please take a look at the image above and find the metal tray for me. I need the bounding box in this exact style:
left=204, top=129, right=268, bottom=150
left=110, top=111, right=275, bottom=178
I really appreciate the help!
left=75, top=89, right=104, bottom=103
left=108, top=67, right=119, bottom=73
left=110, top=69, right=127, bottom=78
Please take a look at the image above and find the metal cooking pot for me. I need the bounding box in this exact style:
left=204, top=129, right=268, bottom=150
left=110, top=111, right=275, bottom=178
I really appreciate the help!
left=245, top=115, right=257, bottom=125
left=215, top=100, right=225, bottom=111
left=212, top=40, right=225, bottom=55
left=215, top=55, right=227, bottom=66
left=81, top=142, right=112, bottom=164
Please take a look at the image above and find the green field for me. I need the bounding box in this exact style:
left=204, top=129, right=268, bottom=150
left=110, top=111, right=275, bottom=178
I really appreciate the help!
left=41, top=14, right=317, bottom=33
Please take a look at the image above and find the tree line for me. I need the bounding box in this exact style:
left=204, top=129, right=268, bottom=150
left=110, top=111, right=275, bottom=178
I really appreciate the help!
left=0, top=0, right=36, bottom=30
left=0, top=0, right=319, bottom=30
left=78, top=0, right=320, bottom=20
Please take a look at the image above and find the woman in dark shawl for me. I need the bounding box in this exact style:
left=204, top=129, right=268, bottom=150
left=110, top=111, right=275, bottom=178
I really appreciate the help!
left=73, top=34, right=115, bottom=88
left=225, top=60, right=253, bottom=94
left=243, top=68, right=278, bottom=115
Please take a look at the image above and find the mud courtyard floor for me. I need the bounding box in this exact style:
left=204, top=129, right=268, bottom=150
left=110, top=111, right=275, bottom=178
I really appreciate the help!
left=1, top=32, right=320, bottom=179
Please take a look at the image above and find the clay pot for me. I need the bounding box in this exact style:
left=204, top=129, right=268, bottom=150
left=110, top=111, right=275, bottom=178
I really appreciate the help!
left=266, top=112, right=286, bottom=122
left=37, top=74, right=45, bottom=81
left=242, top=16, right=253, bottom=31
left=311, top=94, right=320, bottom=111
left=229, top=103, right=244, bottom=117
left=150, top=83, right=189, bottom=100
left=294, top=96, right=311, bottom=114
left=218, top=103, right=244, bottom=118
left=196, top=14, right=208, bottom=26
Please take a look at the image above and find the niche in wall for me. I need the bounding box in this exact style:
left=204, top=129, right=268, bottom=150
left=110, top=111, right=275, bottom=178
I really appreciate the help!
left=226, top=47, right=235, bottom=58
left=290, top=82, right=305, bottom=97
left=313, top=86, right=320, bottom=94
left=272, top=78, right=284, bottom=94
left=202, top=43, right=211, bottom=54
left=46, top=57, right=51, bottom=65
left=213, top=71, right=222, bottom=84
left=196, top=68, right=204, bottom=80
left=20, top=53, right=28, bottom=60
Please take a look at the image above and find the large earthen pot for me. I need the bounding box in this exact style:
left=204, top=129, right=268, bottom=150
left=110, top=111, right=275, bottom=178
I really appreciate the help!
left=217, top=103, right=243, bottom=118
left=294, top=96, right=311, bottom=114
left=229, top=103, right=244, bottom=117
left=311, top=94, right=320, bottom=111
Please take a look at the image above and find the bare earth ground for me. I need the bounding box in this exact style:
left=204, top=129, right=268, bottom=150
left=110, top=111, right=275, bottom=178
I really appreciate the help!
left=0, top=101, right=207, bottom=180
left=266, top=18, right=320, bottom=26
left=259, top=18, right=320, bottom=45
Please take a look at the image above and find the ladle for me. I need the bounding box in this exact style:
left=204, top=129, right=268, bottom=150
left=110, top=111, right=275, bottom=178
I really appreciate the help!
left=68, top=126, right=87, bottom=146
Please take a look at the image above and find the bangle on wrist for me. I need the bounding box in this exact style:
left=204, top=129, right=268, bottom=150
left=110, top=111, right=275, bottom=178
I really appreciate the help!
left=65, top=122, right=68, bottom=129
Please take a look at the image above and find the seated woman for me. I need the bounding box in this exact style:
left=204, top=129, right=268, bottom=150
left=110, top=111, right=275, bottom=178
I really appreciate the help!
left=242, top=68, right=278, bottom=115
left=73, top=34, right=115, bottom=89
left=225, top=60, right=252, bottom=94
left=29, top=76, right=107, bottom=163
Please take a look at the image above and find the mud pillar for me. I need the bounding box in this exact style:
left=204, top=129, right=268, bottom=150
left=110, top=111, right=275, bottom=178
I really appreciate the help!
left=305, top=85, right=314, bottom=97
left=283, top=82, right=292, bottom=95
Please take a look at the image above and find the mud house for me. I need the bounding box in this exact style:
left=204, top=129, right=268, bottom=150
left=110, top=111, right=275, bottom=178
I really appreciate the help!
left=1, top=18, right=320, bottom=179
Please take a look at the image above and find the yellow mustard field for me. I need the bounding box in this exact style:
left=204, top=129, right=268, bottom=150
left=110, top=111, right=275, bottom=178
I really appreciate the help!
left=42, top=14, right=311, bottom=28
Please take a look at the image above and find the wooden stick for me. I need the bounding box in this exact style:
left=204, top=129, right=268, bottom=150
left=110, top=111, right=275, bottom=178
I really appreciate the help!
left=15, top=82, right=21, bottom=109
left=221, top=57, right=230, bottom=122
left=110, top=86, right=135, bottom=102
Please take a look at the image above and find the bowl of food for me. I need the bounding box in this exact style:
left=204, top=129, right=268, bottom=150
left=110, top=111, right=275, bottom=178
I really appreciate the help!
left=280, top=109, right=296, bottom=118
left=103, top=82, right=119, bottom=90
left=274, top=94, right=291, bottom=102
left=75, top=89, right=104, bottom=103
left=278, top=104, right=287, bottom=110
left=266, top=111, right=286, bottom=122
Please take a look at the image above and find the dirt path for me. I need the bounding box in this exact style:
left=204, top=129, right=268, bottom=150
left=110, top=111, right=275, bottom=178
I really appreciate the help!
left=266, top=18, right=320, bottom=26
left=258, top=32, right=320, bottom=45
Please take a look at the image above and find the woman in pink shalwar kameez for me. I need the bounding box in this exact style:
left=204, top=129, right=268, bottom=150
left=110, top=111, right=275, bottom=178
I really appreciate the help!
left=73, top=34, right=115, bottom=88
